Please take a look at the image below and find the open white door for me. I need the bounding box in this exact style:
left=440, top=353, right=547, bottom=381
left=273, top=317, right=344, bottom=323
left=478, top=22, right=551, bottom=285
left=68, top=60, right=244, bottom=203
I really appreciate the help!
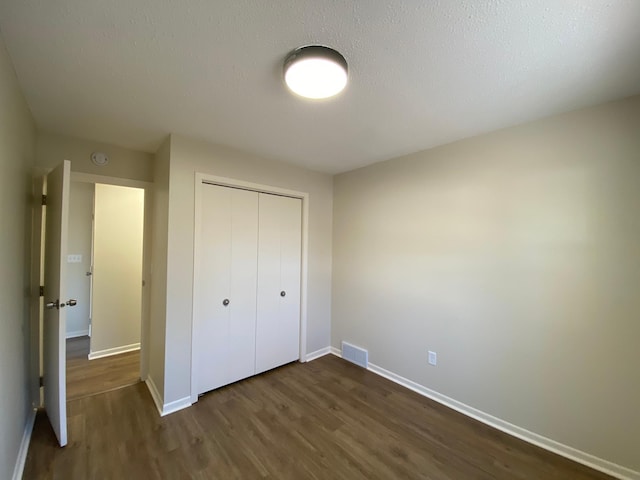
left=43, top=160, right=72, bottom=447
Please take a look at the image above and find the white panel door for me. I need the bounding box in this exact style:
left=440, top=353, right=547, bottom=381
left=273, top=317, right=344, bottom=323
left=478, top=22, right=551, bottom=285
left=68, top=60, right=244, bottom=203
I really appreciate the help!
left=255, top=193, right=302, bottom=374
left=43, top=160, right=71, bottom=446
left=195, top=184, right=259, bottom=394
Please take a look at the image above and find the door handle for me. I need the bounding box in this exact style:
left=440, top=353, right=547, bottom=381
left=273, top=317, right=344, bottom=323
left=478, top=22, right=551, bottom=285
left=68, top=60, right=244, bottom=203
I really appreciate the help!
left=46, top=299, right=77, bottom=309
left=45, top=299, right=60, bottom=310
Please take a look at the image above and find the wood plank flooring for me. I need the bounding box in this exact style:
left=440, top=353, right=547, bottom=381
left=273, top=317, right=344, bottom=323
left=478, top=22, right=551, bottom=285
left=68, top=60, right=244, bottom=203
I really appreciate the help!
left=25, top=355, right=614, bottom=479
left=66, top=336, right=140, bottom=401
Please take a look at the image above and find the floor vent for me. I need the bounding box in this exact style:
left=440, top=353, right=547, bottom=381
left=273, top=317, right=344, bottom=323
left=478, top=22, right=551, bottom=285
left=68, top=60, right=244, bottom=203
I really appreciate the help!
left=341, top=341, right=368, bottom=368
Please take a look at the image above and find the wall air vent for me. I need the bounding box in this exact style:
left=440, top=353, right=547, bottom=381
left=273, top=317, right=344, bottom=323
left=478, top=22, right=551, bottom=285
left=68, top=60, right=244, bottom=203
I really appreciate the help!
left=341, top=341, right=368, bottom=368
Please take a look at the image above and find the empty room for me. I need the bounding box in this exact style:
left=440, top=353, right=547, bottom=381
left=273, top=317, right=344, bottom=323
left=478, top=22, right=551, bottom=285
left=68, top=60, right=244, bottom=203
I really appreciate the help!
left=0, top=1, right=638, bottom=479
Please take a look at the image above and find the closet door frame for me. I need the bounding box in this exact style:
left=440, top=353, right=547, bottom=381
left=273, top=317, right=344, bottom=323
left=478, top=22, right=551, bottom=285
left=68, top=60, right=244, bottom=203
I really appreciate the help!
left=191, top=173, right=309, bottom=404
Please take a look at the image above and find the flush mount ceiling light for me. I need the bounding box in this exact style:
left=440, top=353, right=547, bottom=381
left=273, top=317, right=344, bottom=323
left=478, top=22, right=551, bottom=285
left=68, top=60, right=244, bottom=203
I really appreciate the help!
left=284, top=45, right=348, bottom=99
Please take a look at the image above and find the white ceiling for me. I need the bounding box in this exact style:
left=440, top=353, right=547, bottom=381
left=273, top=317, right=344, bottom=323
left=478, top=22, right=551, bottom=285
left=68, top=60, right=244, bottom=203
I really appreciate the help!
left=1, top=1, right=639, bottom=174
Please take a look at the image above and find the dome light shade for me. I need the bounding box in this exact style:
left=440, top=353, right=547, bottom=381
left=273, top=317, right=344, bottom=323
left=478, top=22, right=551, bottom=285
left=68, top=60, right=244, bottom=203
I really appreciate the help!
left=284, top=46, right=348, bottom=99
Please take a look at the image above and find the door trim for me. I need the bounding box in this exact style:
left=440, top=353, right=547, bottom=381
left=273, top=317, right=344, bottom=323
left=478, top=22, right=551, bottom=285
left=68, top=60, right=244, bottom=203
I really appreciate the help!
left=29, top=168, right=48, bottom=409
left=191, top=173, right=310, bottom=404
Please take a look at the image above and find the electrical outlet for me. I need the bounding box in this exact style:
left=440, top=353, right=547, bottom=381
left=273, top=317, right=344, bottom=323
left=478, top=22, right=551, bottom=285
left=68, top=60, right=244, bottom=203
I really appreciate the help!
left=428, top=350, right=437, bottom=366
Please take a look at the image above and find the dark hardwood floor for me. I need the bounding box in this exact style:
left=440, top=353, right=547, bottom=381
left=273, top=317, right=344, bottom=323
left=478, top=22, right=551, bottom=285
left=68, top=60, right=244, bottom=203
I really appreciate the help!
left=66, top=336, right=140, bottom=401
left=26, top=354, right=613, bottom=479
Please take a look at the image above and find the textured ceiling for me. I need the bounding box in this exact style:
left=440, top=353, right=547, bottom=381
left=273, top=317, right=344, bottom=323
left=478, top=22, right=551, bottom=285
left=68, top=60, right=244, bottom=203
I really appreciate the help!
left=1, top=1, right=639, bottom=173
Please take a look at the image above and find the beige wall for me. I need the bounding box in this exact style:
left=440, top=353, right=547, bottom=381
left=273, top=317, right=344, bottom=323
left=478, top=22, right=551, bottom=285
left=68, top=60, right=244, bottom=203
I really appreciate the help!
left=332, top=96, right=640, bottom=472
left=148, top=137, right=170, bottom=398
left=36, top=131, right=153, bottom=182
left=91, top=184, right=144, bottom=354
left=0, top=36, right=36, bottom=479
left=66, top=181, right=94, bottom=337
left=159, top=134, right=333, bottom=404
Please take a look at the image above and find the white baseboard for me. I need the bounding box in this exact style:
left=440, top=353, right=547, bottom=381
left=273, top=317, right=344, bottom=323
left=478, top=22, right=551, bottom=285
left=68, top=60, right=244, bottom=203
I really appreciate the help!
left=145, top=376, right=163, bottom=416
left=305, top=346, right=332, bottom=361
left=12, top=408, right=36, bottom=480
left=66, top=329, right=89, bottom=339
left=161, top=396, right=192, bottom=416
left=145, top=376, right=191, bottom=417
left=330, top=348, right=638, bottom=480
left=88, top=342, right=140, bottom=360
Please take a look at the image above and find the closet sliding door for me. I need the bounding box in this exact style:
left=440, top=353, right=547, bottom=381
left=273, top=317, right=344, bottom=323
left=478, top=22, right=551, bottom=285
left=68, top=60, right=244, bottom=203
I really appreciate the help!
left=194, top=184, right=258, bottom=394
left=255, top=193, right=302, bottom=374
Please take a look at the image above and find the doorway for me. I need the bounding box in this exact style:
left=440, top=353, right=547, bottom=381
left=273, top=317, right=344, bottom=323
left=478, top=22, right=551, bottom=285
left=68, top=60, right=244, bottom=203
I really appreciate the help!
left=34, top=164, right=153, bottom=445
left=64, top=176, right=149, bottom=401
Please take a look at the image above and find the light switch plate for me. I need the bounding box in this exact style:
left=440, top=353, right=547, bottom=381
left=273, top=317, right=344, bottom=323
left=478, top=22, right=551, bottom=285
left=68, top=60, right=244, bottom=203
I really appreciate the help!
left=67, top=254, right=82, bottom=263
left=428, top=350, right=437, bottom=366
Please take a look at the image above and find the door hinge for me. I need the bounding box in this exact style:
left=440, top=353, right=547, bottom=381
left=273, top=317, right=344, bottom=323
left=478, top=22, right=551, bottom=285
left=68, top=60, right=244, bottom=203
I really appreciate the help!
left=39, top=376, right=44, bottom=387
left=39, top=286, right=44, bottom=297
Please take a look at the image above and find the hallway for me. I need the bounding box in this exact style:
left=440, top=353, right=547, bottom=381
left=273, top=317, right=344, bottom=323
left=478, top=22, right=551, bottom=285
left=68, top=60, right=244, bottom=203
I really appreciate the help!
left=66, top=336, right=140, bottom=401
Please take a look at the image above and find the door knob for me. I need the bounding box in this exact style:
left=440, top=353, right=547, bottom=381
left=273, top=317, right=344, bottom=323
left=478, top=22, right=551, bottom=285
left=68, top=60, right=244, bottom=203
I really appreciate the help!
left=222, top=299, right=230, bottom=306
left=280, top=291, right=286, bottom=297
left=47, top=299, right=77, bottom=309
left=45, top=299, right=60, bottom=310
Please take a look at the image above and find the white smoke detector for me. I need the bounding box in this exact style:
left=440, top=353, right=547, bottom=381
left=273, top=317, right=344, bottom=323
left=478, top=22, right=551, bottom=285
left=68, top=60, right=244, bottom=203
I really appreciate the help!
left=91, top=152, right=109, bottom=166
